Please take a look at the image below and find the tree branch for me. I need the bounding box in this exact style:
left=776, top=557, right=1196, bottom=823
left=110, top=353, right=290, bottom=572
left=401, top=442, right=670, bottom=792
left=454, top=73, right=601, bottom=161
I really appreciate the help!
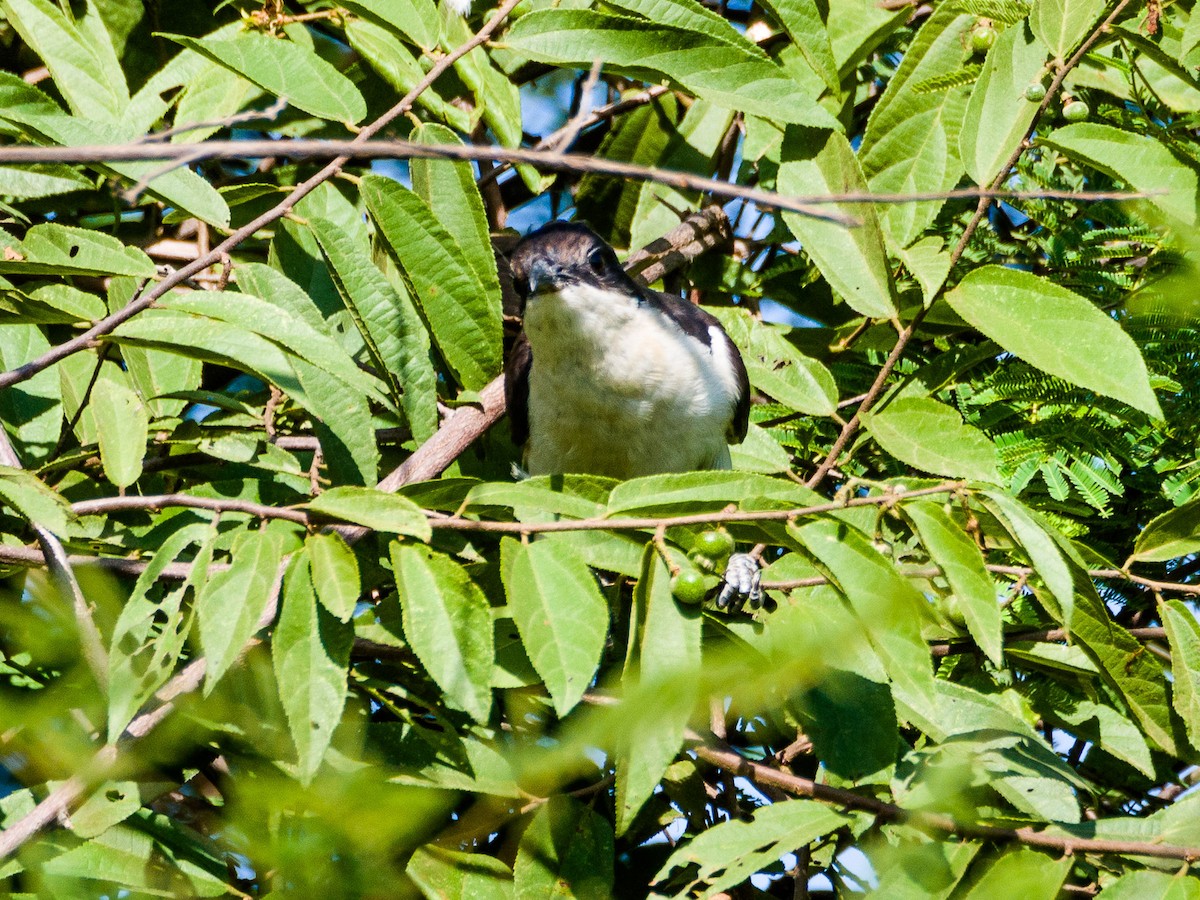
left=690, top=738, right=1200, bottom=862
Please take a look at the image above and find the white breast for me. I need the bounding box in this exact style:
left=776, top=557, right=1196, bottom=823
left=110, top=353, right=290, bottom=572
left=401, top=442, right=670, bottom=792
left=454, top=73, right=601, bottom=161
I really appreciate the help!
left=522, top=284, right=742, bottom=479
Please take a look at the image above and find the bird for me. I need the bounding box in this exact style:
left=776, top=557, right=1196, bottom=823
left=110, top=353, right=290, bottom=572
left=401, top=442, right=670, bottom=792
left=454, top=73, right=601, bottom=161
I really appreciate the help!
left=504, top=220, right=761, bottom=608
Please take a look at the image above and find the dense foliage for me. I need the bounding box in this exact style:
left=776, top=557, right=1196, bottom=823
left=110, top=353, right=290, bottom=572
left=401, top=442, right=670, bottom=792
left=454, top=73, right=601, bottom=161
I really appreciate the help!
left=2, top=0, right=1200, bottom=896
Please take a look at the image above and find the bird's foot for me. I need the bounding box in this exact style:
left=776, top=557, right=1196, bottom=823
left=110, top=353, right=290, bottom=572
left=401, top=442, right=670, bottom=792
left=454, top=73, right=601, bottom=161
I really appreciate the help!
left=716, top=553, right=762, bottom=612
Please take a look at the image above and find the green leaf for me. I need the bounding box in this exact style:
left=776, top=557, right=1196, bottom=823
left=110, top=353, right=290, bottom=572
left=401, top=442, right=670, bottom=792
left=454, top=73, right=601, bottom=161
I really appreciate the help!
left=791, top=518, right=935, bottom=705
left=308, top=487, right=431, bottom=541
left=514, top=796, right=613, bottom=900
left=945, top=266, right=1163, bottom=418
left=341, top=0, right=440, bottom=50
left=443, top=8, right=541, bottom=193
left=504, top=540, right=609, bottom=717
left=740, top=324, right=837, bottom=416
left=865, top=397, right=1000, bottom=482
left=106, top=524, right=210, bottom=740
left=629, top=100, right=734, bottom=249
left=860, top=6, right=974, bottom=246
left=759, top=0, right=839, bottom=91
left=163, top=33, right=366, bottom=123
left=0, top=163, right=92, bottom=199
left=506, top=10, right=839, bottom=128
left=0, top=465, right=71, bottom=534
left=198, top=528, right=289, bottom=691
left=0, top=84, right=230, bottom=226
left=391, top=543, right=494, bottom=723
left=779, top=126, right=897, bottom=318
left=959, top=22, right=1048, bottom=186
left=1030, top=0, right=1107, bottom=59
left=616, top=546, right=700, bottom=834
left=345, top=18, right=472, bottom=137
left=607, top=471, right=821, bottom=517
left=1, top=0, right=128, bottom=119
left=90, top=375, right=148, bottom=489
left=959, top=847, right=1070, bottom=900
left=655, top=800, right=851, bottom=895
left=273, top=552, right=352, bottom=784
left=408, top=846, right=514, bottom=900
left=307, top=532, right=360, bottom=623
left=161, top=291, right=386, bottom=404
left=1131, top=496, right=1200, bottom=563
left=904, top=500, right=1003, bottom=665
left=362, top=174, right=502, bottom=391
left=410, top=123, right=503, bottom=302
left=1041, top=122, right=1199, bottom=225
left=0, top=223, right=154, bottom=277
left=0, top=323, right=62, bottom=465
left=867, top=835, right=979, bottom=900
left=730, top=424, right=793, bottom=474
left=308, top=216, right=438, bottom=441
left=1161, top=599, right=1200, bottom=751
left=980, top=490, right=1075, bottom=625
left=1070, top=582, right=1187, bottom=758
left=1099, top=870, right=1200, bottom=900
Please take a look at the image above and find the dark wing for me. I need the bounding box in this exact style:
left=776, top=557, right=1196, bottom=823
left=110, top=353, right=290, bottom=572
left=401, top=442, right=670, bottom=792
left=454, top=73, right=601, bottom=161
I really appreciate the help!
left=505, top=330, right=532, bottom=448
left=644, top=288, right=751, bottom=444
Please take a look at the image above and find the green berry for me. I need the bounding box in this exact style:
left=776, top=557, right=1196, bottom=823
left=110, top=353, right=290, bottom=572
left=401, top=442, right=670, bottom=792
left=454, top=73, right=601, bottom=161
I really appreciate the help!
left=693, top=529, right=735, bottom=560
left=671, top=569, right=708, bottom=605
left=971, top=23, right=997, bottom=53
left=1025, top=82, right=1047, bottom=102
left=1063, top=99, right=1090, bottom=122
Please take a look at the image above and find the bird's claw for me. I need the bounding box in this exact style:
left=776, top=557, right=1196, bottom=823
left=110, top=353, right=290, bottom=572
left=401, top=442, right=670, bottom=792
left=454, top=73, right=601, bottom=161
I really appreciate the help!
left=717, top=553, right=762, bottom=612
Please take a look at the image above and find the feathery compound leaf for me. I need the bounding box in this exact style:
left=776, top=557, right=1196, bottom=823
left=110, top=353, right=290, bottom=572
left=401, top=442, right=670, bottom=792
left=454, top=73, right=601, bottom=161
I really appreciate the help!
left=946, top=266, right=1163, bottom=419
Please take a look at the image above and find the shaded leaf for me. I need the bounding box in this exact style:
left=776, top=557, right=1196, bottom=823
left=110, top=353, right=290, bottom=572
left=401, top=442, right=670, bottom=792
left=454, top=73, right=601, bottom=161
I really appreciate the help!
left=391, top=543, right=494, bottom=722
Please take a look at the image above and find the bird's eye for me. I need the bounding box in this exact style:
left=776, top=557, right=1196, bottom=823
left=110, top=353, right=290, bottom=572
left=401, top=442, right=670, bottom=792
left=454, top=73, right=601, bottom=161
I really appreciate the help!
left=587, top=247, right=607, bottom=274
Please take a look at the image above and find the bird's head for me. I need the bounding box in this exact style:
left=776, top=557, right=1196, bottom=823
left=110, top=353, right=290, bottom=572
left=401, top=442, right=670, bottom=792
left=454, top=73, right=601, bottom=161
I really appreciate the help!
left=509, top=221, right=632, bottom=302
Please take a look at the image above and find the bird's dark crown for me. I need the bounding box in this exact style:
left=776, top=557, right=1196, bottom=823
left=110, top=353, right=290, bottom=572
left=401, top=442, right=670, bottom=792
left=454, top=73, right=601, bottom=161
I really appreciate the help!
left=509, top=221, right=634, bottom=300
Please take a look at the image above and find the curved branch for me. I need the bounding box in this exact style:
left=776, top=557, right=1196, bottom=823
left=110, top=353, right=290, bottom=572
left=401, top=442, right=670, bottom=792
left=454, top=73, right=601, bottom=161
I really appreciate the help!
left=691, top=739, right=1200, bottom=862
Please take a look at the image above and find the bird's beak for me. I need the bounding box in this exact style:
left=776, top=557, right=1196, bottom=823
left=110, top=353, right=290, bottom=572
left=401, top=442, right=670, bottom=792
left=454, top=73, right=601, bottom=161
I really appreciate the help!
left=526, top=258, right=557, bottom=296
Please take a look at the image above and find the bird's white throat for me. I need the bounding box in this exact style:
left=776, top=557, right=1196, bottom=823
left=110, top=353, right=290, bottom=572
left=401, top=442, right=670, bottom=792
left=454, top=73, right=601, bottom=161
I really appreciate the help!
left=521, top=284, right=743, bottom=478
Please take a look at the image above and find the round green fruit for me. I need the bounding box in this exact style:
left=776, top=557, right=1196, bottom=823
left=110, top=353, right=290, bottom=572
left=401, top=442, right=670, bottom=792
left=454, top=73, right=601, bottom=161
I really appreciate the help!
left=1025, top=82, right=1047, bottom=102
left=671, top=569, right=708, bottom=605
left=694, top=529, right=735, bottom=560
left=1063, top=99, right=1090, bottom=122
left=971, top=24, right=997, bottom=53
